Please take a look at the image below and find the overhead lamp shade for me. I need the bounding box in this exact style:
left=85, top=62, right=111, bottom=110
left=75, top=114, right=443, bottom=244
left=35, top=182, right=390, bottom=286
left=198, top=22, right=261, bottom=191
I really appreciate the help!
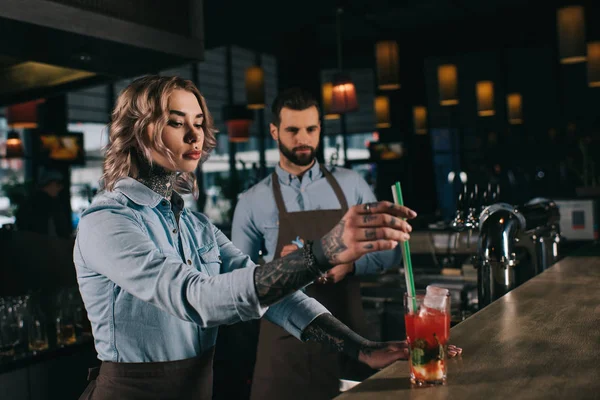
left=6, top=99, right=44, bottom=128
left=223, top=105, right=254, bottom=143
left=438, top=64, right=459, bottom=106
left=245, top=66, right=265, bottom=110
left=330, top=74, right=359, bottom=114
left=507, top=93, right=523, bottom=125
left=375, top=40, right=400, bottom=90
left=374, top=96, right=391, bottom=128
left=557, top=6, right=587, bottom=64
left=413, top=106, right=427, bottom=135
left=321, top=82, right=340, bottom=120
left=588, top=41, right=600, bottom=87
left=6, top=130, right=24, bottom=158
left=476, top=81, right=495, bottom=117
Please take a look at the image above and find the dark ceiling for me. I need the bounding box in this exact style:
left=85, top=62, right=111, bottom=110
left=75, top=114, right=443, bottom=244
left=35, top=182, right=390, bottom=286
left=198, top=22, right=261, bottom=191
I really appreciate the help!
left=0, top=0, right=597, bottom=107
left=204, top=0, right=596, bottom=65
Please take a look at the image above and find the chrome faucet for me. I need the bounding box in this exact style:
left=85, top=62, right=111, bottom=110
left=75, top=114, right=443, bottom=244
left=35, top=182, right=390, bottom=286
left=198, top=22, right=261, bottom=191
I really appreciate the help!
left=475, top=198, right=561, bottom=309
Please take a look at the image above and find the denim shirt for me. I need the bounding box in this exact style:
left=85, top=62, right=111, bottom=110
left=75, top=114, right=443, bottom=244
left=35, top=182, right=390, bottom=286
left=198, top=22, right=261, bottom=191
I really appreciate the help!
left=74, top=177, right=328, bottom=362
left=232, top=161, right=403, bottom=274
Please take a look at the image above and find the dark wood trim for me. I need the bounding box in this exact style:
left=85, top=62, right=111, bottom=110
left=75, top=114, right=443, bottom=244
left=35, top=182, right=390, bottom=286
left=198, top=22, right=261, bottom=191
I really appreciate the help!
left=0, top=0, right=204, bottom=59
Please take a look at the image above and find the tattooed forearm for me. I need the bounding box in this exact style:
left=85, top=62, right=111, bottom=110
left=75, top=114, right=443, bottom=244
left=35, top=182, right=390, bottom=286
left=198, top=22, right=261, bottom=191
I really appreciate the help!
left=320, top=219, right=347, bottom=264
left=301, top=314, right=385, bottom=360
left=254, top=249, right=318, bottom=306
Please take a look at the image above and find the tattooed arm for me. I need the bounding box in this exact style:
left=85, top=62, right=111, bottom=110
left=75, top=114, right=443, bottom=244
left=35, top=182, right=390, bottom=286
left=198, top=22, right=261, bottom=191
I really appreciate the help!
left=301, top=313, right=462, bottom=368
left=302, top=313, right=408, bottom=369
left=254, top=201, right=416, bottom=306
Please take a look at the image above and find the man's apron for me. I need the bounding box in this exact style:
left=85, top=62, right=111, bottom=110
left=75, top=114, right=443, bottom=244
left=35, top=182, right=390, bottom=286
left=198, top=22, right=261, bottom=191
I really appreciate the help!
left=250, top=166, right=373, bottom=400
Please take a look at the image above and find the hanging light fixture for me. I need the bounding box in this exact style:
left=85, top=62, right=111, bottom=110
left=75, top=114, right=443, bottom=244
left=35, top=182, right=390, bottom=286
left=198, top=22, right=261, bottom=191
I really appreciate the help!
left=245, top=66, right=265, bottom=110
left=507, top=93, right=523, bottom=125
left=557, top=6, right=587, bottom=64
left=413, top=106, right=427, bottom=135
left=223, top=104, right=254, bottom=143
left=476, top=81, right=495, bottom=117
left=588, top=41, right=600, bottom=87
left=438, top=64, right=459, bottom=106
left=331, top=74, right=358, bottom=114
left=5, top=130, right=24, bottom=158
left=374, top=96, right=391, bottom=128
left=331, top=8, right=358, bottom=114
left=375, top=40, right=400, bottom=90
left=6, top=99, right=44, bottom=128
left=322, top=82, right=340, bottom=120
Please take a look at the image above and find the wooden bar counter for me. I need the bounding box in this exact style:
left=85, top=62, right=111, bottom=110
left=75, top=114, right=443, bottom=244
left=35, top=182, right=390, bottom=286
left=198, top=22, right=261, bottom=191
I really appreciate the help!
left=336, top=251, right=600, bottom=400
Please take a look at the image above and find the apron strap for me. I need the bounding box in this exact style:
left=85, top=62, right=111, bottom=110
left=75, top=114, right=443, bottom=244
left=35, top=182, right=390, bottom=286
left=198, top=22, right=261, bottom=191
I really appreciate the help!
left=320, top=165, right=349, bottom=212
left=271, top=171, right=289, bottom=219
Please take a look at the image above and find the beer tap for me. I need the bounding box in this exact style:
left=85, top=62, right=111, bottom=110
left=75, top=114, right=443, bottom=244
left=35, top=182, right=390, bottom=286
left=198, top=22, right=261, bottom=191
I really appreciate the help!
left=465, top=184, right=479, bottom=231
left=464, top=184, right=480, bottom=248
left=450, top=185, right=467, bottom=232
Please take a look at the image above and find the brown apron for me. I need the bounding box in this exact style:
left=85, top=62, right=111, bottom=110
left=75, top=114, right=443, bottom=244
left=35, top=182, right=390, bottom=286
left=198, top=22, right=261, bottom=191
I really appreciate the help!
left=79, top=348, right=214, bottom=400
left=250, top=166, right=373, bottom=400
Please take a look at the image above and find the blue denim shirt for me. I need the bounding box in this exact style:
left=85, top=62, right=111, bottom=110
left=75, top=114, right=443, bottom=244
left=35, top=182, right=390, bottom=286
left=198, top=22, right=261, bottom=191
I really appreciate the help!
left=232, top=161, right=402, bottom=274
left=74, top=177, right=329, bottom=362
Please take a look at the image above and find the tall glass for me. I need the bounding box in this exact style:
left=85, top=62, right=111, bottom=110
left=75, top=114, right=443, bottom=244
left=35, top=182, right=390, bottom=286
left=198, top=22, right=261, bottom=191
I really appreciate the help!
left=55, top=289, right=77, bottom=346
left=28, top=318, right=49, bottom=352
left=404, top=291, right=451, bottom=387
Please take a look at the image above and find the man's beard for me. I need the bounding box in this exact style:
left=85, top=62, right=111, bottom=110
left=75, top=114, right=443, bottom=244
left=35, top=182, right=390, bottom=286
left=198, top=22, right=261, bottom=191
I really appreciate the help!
left=279, top=141, right=316, bottom=167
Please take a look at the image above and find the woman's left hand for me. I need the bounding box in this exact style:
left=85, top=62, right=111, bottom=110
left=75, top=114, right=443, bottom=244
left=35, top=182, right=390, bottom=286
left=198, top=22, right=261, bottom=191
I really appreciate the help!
left=358, top=342, right=462, bottom=370
left=358, top=341, right=409, bottom=370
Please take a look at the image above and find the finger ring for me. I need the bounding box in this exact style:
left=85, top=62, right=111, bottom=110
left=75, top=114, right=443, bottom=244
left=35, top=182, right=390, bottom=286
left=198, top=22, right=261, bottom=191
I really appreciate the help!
left=364, top=203, right=371, bottom=212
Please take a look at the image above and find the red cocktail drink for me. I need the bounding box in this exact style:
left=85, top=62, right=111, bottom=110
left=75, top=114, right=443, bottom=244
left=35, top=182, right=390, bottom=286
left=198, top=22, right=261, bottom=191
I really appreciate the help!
left=404, top=290, right=450, bottom=386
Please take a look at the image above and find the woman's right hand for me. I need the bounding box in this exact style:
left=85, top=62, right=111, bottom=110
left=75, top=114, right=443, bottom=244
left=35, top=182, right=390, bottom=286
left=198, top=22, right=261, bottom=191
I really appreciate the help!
left=319, top=201, right=416, bottom=266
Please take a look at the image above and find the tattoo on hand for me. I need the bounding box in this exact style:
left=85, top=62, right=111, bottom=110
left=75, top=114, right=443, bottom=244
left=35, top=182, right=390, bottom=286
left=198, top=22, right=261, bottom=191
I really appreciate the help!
left=365, top=229, right=377, bottom=239
left=389, top=217, right=396, bottom=226
left=363, top=214, right=377, bottom=224
left=364, top=243, right=374, bottom=250
left=320, top=219, right=347, bottom=264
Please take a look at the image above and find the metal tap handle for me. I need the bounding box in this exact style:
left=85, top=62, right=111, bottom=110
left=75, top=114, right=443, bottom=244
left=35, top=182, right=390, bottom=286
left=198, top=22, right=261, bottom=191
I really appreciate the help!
left=468, top=184, right=479, bottom=210
left=451, top=186, right=466, bottom=231
left=457, top=185, right=467, bottom=212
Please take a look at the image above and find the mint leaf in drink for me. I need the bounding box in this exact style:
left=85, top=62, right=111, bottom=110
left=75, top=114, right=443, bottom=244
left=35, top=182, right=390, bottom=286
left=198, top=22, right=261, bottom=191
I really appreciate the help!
left=438, top=343, right=446, bottom=360
left=413, top=339, right=427, bottom=350
left=411, top=348, right=425, bottom=366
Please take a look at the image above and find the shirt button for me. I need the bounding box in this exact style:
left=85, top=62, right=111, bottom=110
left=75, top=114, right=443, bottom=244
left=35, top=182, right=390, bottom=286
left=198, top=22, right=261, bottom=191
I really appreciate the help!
left=161, top=200, right=168, bottom=206
left=172, top=228, right=178, bottom=234
left=187, top=259, right=192, bottom=265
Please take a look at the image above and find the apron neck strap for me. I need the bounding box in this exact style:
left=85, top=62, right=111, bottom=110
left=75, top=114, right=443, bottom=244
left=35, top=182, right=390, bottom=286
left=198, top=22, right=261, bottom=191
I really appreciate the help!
left=271, top=164, right=349, bottom=216
left=319, top=165, right=349, bottom=212
left=271, top=171, right=288, bottom=216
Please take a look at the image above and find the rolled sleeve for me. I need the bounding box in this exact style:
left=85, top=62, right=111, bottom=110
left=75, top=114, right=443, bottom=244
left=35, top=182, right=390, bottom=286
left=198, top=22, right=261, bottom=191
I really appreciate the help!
left=264, top=291, right=330, bottom=340
left=354, top=246, right=403, bottom=276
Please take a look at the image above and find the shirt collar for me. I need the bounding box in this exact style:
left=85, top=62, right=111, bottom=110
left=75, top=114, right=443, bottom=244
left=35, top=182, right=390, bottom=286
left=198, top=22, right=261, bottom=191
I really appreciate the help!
left=275, top=160, right=322, bottom=185
left=113, top=177, right=183, bottom=208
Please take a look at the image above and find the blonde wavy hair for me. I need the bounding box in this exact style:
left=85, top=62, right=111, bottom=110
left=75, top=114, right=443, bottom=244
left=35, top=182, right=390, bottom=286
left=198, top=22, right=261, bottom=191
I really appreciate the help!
left=101, top=75, right=216, bottom=197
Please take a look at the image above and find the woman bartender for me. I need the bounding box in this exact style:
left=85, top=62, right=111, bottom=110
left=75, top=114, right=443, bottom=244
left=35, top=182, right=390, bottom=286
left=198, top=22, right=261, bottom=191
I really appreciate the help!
left=74, top=75, right=417, bottom=399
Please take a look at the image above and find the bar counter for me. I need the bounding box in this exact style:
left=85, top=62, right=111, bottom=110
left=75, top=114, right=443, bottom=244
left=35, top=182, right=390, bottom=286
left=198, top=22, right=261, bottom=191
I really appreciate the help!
left=336, top=248, right=600, bottom=399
